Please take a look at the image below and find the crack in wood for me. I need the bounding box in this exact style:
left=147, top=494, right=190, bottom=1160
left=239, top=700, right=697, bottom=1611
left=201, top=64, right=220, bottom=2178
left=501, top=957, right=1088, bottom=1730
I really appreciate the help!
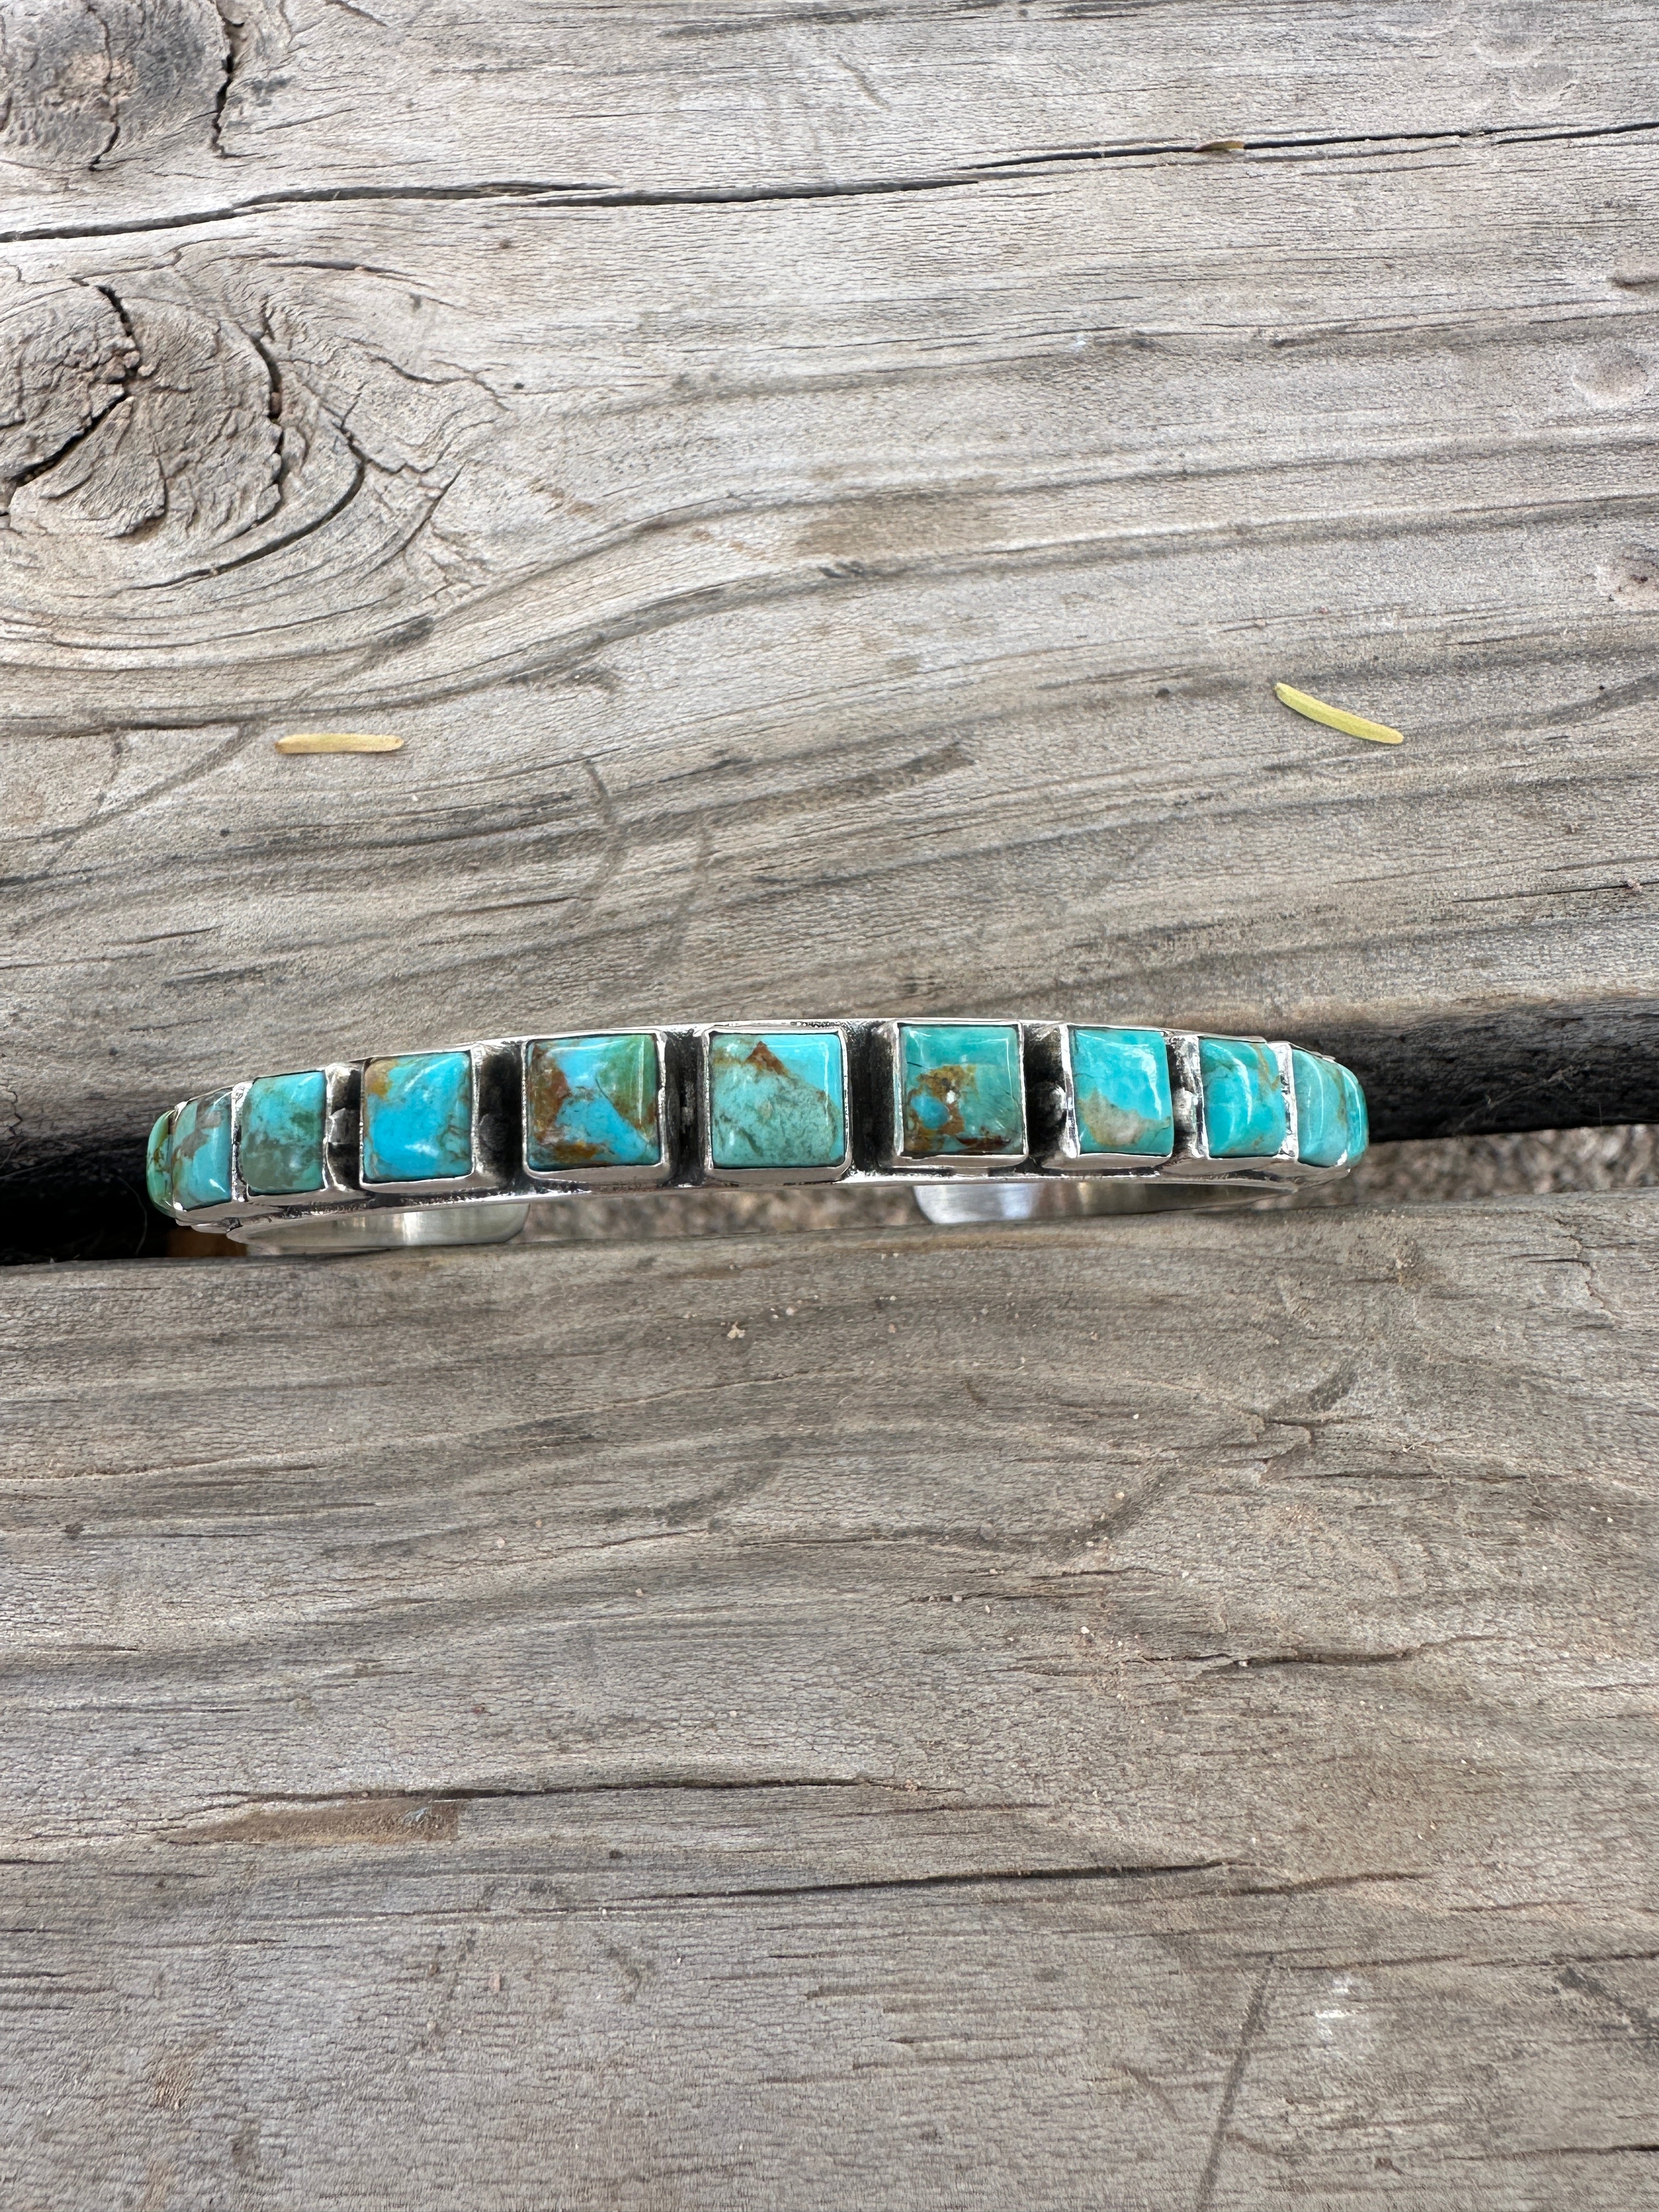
left=208, top=0, right=249, bottom=161
left=6, top=115, right=1659, bottom=248
left=673, top=1858, right=1233, bottom=1903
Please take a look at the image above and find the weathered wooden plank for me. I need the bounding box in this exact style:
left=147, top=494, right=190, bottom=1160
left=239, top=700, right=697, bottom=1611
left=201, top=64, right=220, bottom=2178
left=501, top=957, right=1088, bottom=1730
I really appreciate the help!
left=4, top=4, right=1659, bottom=1243
left=2, top=1194, right=1655, bottom=2198
left=5, top=1812, right=1657, bottom=2210
left=4, top=0, right=1656, bottom=217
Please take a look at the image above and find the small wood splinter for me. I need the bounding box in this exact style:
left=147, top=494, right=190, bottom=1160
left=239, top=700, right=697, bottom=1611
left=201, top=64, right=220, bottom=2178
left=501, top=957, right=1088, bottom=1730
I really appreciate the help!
left=1273, top=682, right=1403, bottom=746
left=274, top=731, right=405, bottom=755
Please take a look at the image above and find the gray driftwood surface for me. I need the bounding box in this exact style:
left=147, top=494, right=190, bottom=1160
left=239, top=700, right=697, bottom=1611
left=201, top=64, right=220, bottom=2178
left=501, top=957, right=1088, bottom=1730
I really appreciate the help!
left=3, top=0, right=1659, bottom=1239
left=3, top=1194, right=1658, bottom=2205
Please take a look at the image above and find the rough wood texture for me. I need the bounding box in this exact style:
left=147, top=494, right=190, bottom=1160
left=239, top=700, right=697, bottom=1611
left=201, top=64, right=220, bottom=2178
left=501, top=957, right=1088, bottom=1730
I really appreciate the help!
left=5, top=0, right=1659, bottom=1237
left=3, top=1194, right=1656, bottom=2204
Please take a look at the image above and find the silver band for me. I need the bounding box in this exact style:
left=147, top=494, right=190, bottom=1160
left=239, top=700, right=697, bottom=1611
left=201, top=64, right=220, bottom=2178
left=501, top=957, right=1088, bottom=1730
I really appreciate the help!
left=148, top=1019, right=1369, bottom=1255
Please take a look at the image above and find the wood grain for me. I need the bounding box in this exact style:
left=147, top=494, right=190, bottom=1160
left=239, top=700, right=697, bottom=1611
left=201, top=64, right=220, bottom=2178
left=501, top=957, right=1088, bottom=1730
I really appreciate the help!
left=4, top=1, right=1659, bottom=1246
left=2, top=1192, right=1656, bottom=2202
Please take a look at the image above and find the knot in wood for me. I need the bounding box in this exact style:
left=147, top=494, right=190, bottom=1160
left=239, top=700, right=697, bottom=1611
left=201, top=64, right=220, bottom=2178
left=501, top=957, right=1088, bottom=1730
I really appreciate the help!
left=0, top=270, right=493, bottom=668
left=0, top=0, right=232, bottom=171
left=2, top=282, right=286, bottom=574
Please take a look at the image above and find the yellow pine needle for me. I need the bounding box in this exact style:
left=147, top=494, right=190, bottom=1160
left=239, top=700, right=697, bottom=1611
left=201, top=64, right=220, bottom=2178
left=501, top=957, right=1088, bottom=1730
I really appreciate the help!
left=1273, top=682, right=1403, bottom=746
left=274, top=731, right=404, bottom=755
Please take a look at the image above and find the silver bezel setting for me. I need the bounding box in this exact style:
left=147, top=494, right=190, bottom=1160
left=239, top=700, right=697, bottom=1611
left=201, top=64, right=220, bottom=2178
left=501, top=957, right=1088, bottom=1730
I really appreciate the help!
left=698, top=1022, right=854, bottom=1189
left=876, top=1018, right=1031, bottom=1177
left=237, top=1063, right=365, bottom=1218
left=520, top=1029, right=676, bottom=1190
left=1291, top=1042, right=1366, bottom=1172
left=356, top=1039, right=512, bottom=1201
left=1161, top=1031, right=1333, bottom=1187
left=159, top=1084, right=242, bottom=1228
left=1036, top=1022, right=1181, bottom=1179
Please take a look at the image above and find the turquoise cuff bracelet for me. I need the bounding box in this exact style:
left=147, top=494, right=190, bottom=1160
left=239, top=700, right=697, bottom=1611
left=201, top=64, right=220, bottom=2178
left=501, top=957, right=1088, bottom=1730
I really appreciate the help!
left=146, top=1019, right=1369, bottom=1254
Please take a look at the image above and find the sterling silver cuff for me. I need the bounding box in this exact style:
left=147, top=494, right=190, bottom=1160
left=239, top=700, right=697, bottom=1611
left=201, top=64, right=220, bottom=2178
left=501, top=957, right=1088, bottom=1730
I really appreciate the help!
left=147, top=1019, right=1370, bottom=1255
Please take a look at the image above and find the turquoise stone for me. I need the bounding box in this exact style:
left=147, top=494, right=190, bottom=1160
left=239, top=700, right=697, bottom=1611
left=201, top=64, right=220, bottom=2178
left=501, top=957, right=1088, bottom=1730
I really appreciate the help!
left=242, top=1069, right=328, bottom=1195
left=526, top=1034, right=661, bottom=1171
left=900, top=1023, right=1024, bottom=1158
left=170, top=1092, right=233, bottom=1211
left=1291, top=1048, right=1352, bottom=1167
left=1070, top=1026, right=1173, bottom=1158
left=362, top=1051, right=473, bottom=1183
left=1199, top=1037, right=1287, bottom=1158
left=1338, top=1063, right=1369, bottom=1159
left=709, top=1030, right=845, bottom=1170
left=145, top=1110, right=173, bottom=1213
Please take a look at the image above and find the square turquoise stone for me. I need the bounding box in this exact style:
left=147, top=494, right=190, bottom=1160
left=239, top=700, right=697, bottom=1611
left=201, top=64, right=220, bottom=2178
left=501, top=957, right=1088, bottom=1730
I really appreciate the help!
left=1069, top=1026, right=1174, bottom=1158
left=526, top=1034, right=661, bottom=1171
left=899, top=1023, right=1025, bottom=1158
left=1291, top=1048, right=1352, bottom=1167
left=709, top=1030, right=846, bottom=1171
left=362, top=1050, right=474, bottom=1183
left=170, top=1092, right=233, bottom=1211
left=145, top=1110, right=174, bottom=1213
left=1199, top=1037, right=1288, bottom=1159
left=241, top=1069, right=328, bottom=1195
